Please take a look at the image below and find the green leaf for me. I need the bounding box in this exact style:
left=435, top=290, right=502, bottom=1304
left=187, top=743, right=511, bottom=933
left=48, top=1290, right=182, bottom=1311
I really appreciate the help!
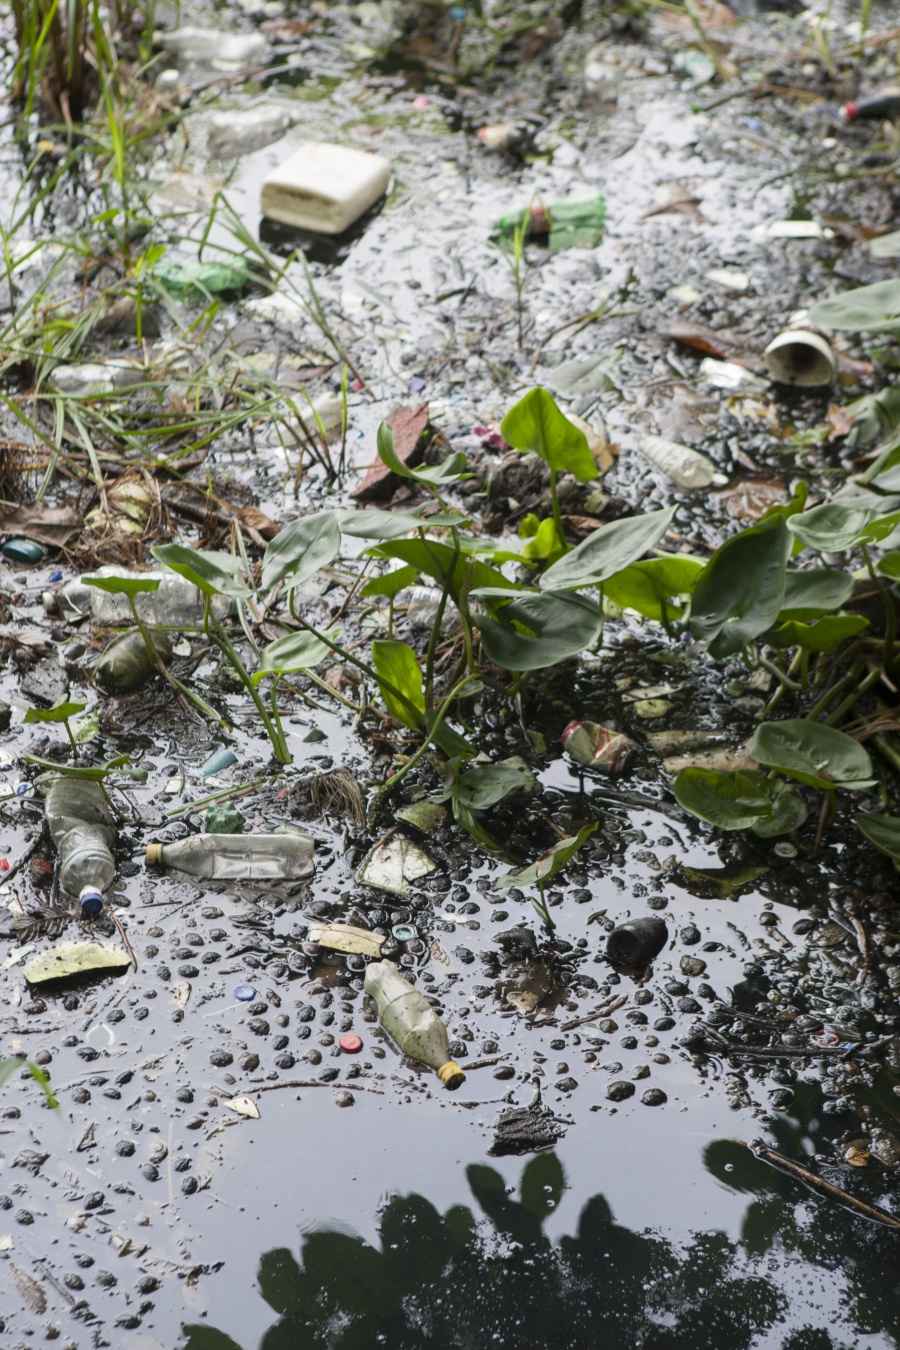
left=806, top=279, right=900, bottom=334
left=878, top=551, right=900, bottom=582
left=23, top=700, right=86, bottom=725
left=778, top=569, right=854, bottom=619
left=749, top=719, right=874, bottom=791
left=360, top=564, right=419, bottom=599
left=251, top=629, right=333, bottom=685
left=436, top=760, right=535, bottom=812
left=373, top=538, right=512, bottom=602
left=500, top=387, right=598, bottom=482
left=856, top=813, right=900, bottom=865
left=338, top=508, right=467, bottom=540
left=473, top=589, right=603, bottom=671
left=604, top=554, right=704, bottom=621
left=370, top=640, right=425, bottom=729
left=84, top=574, right=161, bottom=599
left=689, top=517, right=791, bottom=658
left=539, top=507, right=677, bottom=591
left=151, top=544, right=251, bottom=599
left=494, top=823, right=597, bottom=894
left=72, top=712, right=100, bottom=745
left=261, top=511, right=341, bottom=591
left=787, top=501, right=900, bottom=552
left=751, top=784, right=808, bottom=838
left=519, top=516, right=567, bottom=565
left=376, top=423, right=469, bottom=488
left=768, top=614, right=868, bottom=652
left=673, top=768, right=772, bottom=830
left=23, top=753, right=147, bottom=782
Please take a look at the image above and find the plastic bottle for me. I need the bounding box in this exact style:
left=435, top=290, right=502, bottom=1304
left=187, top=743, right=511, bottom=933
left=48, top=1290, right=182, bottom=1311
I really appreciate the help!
left=62, top=566, right=230, bottom=626
left=363, top=959, right=465, bottom=1089
left=496, top=194, right=607, bottom=245
left=145, top=828, right=315, bottom=880
left=44, top=777, right=117, bottom=910
left=637, top=435, right=715, bottom=489
left=606, top=917, right=668, bottom=966
left=93, top=627, right=173, bottom=694
left=841, top=92, right=900, bottom=122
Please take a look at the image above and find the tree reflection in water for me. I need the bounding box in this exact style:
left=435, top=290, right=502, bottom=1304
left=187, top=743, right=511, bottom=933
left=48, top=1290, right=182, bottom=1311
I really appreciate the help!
left=186, top=1145, right=900, bottom=1350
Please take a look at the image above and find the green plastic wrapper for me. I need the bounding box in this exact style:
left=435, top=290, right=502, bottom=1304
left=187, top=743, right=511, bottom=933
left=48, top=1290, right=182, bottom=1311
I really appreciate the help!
left=154, top=257, right=249, bottom=301
left=495, top=194, right=606, bottom=253
left=205, top=802, right=246, bottom=834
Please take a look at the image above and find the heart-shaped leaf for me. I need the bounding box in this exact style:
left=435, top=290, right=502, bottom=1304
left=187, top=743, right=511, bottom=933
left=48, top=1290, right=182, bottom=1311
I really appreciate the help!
left=806, top=279, right=900, bottom=334
left=689, top=516, right=791, bottom=657
left=152, top=544, right=251, bottom=599
left=376, top=423, right=469, bottom=489
left=604, top=553, right=704, bottom=620
left=84, top=574, right=161, bottom=599
left=494, top=823, right=597, bottom=894
left=767, top=614, right=868, bottom=651
left=540, top=507, right=677, bottom=591
left=473, top=589, right=603, bottom=671
left=371, top=640, right=425, bottom=729
left=23, top=700, right=86, bottom=725
left=673, top=768, right=772, bottom=830
left=500, top=387, right=598, bottom=482
left=261, top=511, right=341, bottom=591
left=856, top=813, right=900, bottom=864
left=252, top=630, right=333, bottom=685
left=778, top=569, right=854, bottom=619
left=749, top=720, right=874, bottom=791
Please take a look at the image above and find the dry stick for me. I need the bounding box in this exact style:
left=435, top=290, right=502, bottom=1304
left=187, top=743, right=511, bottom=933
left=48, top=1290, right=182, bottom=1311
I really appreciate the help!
left=851, top=915, right=870, bottom=986
left=559, top=993, right=628, bottom=1033
left=4, top=833, right=42, bottom=883
left=742, top=1140, right=900, bottom=1232
left=248, top=1078, right=384, bottom=1096
left=110, top=912, right=138, bottom=973
left=465, top=1055, right=507, bottom=1071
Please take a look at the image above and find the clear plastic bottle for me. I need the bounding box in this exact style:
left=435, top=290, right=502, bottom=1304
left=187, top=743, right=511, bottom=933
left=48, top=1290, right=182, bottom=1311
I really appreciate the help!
left=363, top=959, right=465, bottom=1089
left=62, top=567, right=229, bottom=626
left=638, top=435, right=715, bottom=489
left=93, top=627, right=173, bottom=694
left=145, top=829, right=315, bottom=880
left=44, top=777, right=117, bottom=907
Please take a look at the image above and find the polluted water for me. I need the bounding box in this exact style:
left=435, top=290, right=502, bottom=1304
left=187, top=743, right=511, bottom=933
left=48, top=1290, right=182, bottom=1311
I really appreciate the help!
left=2, top=0, right=900, bottom=1345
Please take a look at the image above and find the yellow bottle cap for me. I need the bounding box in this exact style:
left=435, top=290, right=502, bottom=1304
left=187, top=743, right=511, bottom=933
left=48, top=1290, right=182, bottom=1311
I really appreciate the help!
left=437, top=1060, right=465, bottom=1089
left=145, top=843, right=163, bottom=867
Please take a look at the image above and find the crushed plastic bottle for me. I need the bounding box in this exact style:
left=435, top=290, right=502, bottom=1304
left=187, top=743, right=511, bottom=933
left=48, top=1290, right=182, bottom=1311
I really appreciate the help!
left=155, top=26, right=269, bottom=66
left=62, top=566, right=230, bottom=626
left=93, top=627, right=173, bottom=695
left=364, top=959, right=465, bottom=1088
left=44, top=777, right=117, bottom=907
left=207, top=106, right=293, bottom=158
left=637, top=435, right=716, bottom=489
left=562, top=720, right=636, bottom=776
left=145, top=828, right=315, bottom=880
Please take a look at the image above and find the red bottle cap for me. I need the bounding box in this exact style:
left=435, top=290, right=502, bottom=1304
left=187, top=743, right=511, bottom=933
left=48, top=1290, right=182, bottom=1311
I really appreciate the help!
left=339, top=1033, right=363, bottom=1054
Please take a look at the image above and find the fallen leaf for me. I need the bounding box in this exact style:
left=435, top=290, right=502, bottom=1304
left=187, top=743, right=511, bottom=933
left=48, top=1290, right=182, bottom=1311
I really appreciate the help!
left=712, top=478, right=787, bottom=520
left=666, top=320, right=755, bottom=362
left=351, top=404, right=429, bottom=501
left=308, top=923, right=385, bottom=958
left=227, top=1096, right=261, bottom=1120
left=239, top=505, right=280, bottom=540
left=827, top=404, right=854, bottom=439
left=24, top=941, right=131, bottom=985
left=0, top=502, right=82, bottom=548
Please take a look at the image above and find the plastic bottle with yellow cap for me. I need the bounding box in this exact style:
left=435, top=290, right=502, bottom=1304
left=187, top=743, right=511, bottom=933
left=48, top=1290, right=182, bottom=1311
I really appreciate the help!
left=363, top=959, right=465, bottom=1089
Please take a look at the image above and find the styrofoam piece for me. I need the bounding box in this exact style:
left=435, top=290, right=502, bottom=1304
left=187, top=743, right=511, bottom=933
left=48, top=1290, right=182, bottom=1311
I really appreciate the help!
left=261, top=143, right=391, bottom=235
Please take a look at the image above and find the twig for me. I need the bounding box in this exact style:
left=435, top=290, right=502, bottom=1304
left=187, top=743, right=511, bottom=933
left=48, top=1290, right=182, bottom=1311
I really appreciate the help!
left=110, top=912, right=138, bottom=973
left=248, top=1078, right=384, bottom=1096
left=743, top=1140, right=900, bottom=1231
left=850, top=916, right=870, bottom=986
left=3, top=832, right=42, bottom=882
left=559, top=993, right=628, bottom=1032
left=465, top=1055, right=507, bottom=1071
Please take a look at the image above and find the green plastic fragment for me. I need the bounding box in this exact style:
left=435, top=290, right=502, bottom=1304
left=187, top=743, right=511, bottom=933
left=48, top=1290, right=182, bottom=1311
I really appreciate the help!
left=154, top=257, right=249, bottom=301
left=495, top=194, right=606, bottom=253
left=205, top=802, right=246, bottom=834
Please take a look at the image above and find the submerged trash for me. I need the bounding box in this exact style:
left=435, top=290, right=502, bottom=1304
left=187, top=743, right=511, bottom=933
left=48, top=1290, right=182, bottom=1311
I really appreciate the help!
left=606, top=917, right=669, bottom=966
left=200, top=747, right=238, bottom=777
left=1, top=539, right=45, bottom=564
left=207, top=106, right=293, bottom=158
left=699, top=358, right=767, bottom=392
left=355, top=833, right=437, bottom=897
left=47, top=362, right=143, bottom=397
left=155, top=26, right=269, bottom=66
left=227, top=1096, right=261, bottom=1120
left=339, top=1033, right=363, bottom=1054
left=763, top=329, right=835, bottom=388
left=563, top=721, right=636, bottom=776
left=584, top=46, right=619, bottom=99
left=637, top=435, right=716, bottom=488
left=93, top=627, right=173, bottom=695
left=477, top=123, right=535, bottom=155
left=490, top=1090, right=566, bottom=1156
left=45, top=777, right=116, bottom=901
left=364, top=960, right=465, bottom=1088
left=261, top=143, right=391, bottom=236
left=206, top=803, right=246, bottom=834
left=145, top=830, right=315, bottom=880
left=495, top=194, right=606, bottom=252
left=308, top=923, right=385, bottom=958
left=675, top=50, right=716, bottom=84
left=24, top=941, right=131, bottom=985
left=841, top=92, right=900, bottom=122
left=153, top=257, right=249, bottom=302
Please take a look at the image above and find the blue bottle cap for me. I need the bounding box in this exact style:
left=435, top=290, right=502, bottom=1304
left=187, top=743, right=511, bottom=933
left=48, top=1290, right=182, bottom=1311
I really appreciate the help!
left=392, top=924, right=416, bottom=942
left=80, top=887, right=104, bottom=918
left=233, top=985, right=256, bottom=1001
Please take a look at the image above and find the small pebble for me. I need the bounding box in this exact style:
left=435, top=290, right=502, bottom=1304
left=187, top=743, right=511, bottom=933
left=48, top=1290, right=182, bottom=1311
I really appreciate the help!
left=607, top=1081, right=635, bottom=1102
left=641, top=1089, right=667, bottom=1106
left=334, top=1090, right=355, bottom=1108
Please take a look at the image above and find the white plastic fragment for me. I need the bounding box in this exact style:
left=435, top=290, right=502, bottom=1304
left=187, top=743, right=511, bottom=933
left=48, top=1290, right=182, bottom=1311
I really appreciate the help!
left=752, top=220, right=834, bottom=240
left=227, top=1096, right=261, bottom=1120
left=156, top=27, right=269, bottom=65
left=261, top=143, right=391, bottom=235
left=207, top=106, right=293, bottom=158
left=584, top=47, right=619, bottom=98
left=705, top=268, right=750, bottom=292
left=355, top=834, right=437, bottom=897
left=699, top=358, right=767, bottom=391
left=308, top=923, right=385, bottom=958
left=763, top=330, right=835, bottom=388
left=637, top=435, right=716, bottom=488
left=24, top=942, right=131, bottom=985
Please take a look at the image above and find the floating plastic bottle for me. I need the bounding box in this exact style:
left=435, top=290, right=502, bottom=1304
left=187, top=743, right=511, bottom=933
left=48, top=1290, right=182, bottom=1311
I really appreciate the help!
left=93, top=627, right=173, bottom=695
left=62, top=566, right=230, bottom=626
left=562, top=720, right=636, bottom=776
left=44, top=777, right=117, bottom=909
left=145, top=828, right=315, bottom=880
left=363, top=959, right=465, bottom=1089
left=841, top=92, right=900, bottom=122
left=637, top=435, right=715, bottom=489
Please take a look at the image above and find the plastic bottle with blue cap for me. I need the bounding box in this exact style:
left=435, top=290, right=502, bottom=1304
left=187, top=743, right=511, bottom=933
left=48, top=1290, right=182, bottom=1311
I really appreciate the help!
left=44, top=777, right=116, bottom=909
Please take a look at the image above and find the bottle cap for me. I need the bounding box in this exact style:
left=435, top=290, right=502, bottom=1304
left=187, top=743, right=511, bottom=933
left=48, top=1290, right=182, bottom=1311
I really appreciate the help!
left=79, top=886, right=104, bottom=918
left=391, top=924, right=416, bottom=942
left=437, top=1061, right=465, bottom=1089
left=339, top=1033, right=363, bottom=1054
left=145, top=843, right=163, bottom=866
left=234, top=986, right=256, bottom=1002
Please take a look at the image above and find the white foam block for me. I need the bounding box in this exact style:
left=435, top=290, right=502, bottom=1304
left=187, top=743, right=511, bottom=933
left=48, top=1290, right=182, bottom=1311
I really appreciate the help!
left=261, top=142, right=390, bottom=236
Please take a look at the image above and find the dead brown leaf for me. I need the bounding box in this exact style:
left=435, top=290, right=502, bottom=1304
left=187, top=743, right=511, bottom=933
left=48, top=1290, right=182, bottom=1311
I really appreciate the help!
left=712, top=478, right=787, bottom=521
left=0, top=501, right=82, bottom=548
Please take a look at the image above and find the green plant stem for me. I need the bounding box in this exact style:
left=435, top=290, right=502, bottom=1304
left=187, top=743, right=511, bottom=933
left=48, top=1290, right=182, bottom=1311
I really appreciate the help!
left=532, top=881, right=554, bottom=933
left=824, top=665, right=882, bottom=726
left=424, top=530, right=460, bottom=710
left=366, top=675, right=480, bottom=830
left=755, top=652, right=802, bottom=693
left=165, top=776, right=272, bottom=819
left=62, top=719, right=78, bottom=759
left=127, top=597, right=227, bottom=730
left=204, top=605, right=290, bottom=764
left=805, top=661, right=864, bottom=722
left=861, top=543, right=896, bottom=670
left=548, top=469, right=564, bottom=547
left=871, top=733, right=900, bottom=778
